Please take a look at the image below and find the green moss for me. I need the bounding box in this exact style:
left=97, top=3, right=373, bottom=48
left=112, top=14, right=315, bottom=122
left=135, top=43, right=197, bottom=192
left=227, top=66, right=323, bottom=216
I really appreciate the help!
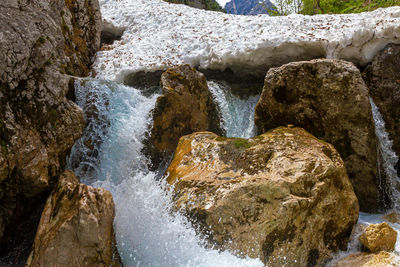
left=53, top=119, right=60, bottom=129
left=59, top=64, right=67, bottom=74
left=0, top=119, right=3, bottom=128
left=50, top=109, right=58, bottom=117
left=215, top=136, right=229, bottom=142
left=46, top=58, right=53, bottom=66
left=165, top=69, right=185, bottom=82
left=0, top=140, right=7, bottom=154
left=233, top=138, right=252, bottom=149
left=34, top=36, right=47, bottom=47
left=253, top=135, right=264, bottom=142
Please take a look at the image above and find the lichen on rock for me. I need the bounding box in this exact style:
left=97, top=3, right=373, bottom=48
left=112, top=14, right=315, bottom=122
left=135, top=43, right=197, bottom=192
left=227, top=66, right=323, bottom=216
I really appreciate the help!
left=145, top=64, right=224, bottom=168
left=359, top=223, right=397, bottom=253
left=334, top=251, right=397, bottom=267
left=255, top=58, right=379, bottom=212
left=26, top=171, right=120, bottom=267
left=0, top=0, right=101, bottom=259
left=166, top=127, right=359, bottom=266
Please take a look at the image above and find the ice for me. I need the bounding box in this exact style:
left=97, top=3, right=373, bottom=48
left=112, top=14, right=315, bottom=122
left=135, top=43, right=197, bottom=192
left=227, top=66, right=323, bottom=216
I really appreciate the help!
left=95, top=0, right=400, bottom=82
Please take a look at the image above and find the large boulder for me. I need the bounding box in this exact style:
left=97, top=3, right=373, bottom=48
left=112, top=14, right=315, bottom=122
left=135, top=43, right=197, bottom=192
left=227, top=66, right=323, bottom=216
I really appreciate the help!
left=26, top=171, right=120, bottom=267
left=363, top=44, right=400, bottom=176
left=0, top=0, right=100, bottom=258
left=166, top=127, right=359, bottom=266
left=254, top=59, right=379, bottom=212
left=359, top=223, right=397, bottom=253
left=146, top=64, right=224, bottom=168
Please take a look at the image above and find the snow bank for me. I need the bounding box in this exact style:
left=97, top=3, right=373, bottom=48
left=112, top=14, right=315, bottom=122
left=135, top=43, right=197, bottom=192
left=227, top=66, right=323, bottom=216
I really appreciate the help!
left=95, top=0, right=400, bottom=81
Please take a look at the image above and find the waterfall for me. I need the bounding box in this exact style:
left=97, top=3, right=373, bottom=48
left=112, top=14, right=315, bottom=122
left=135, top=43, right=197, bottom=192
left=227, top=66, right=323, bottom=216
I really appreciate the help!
left=208, top=80, right=260, bottom=138
left=370, top=97, right=400, bottom=210
left=68, top=79, right=263, bottom=267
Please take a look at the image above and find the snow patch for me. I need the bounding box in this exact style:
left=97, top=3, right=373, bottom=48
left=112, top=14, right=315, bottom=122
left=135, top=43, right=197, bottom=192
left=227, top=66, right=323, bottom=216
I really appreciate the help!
left=95, top=0, right=400, bottom=81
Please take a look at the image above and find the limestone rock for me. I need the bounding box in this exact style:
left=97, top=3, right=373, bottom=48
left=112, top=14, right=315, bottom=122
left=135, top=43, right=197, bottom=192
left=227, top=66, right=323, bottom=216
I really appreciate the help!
left=254, top=59, right=378, bottom=212
left=359, top=222, right=397, bottom=252
left=26, top=171, right=120, bottom=267
left=146, top=64, right=224, bottom=168
left=166, top=127, right=359, bottom=266
left=363, top=44, right=400, bottom=177
left=334, top=252, right=397, bottom=267
left=0, top=0, right=100, bottom=254
left=382, top=212, right=400, bottom=224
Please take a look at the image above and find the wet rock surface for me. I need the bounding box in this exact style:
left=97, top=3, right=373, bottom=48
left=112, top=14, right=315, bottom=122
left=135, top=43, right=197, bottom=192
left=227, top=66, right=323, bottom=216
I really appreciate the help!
left=255, top=59, right=379, bottom=212
left=0, top=0, right=100, bottom=259
left=363, top=44, right=400, bottom=177
left=359, top=222, right=397, bottom=253
left=166, top=127, right=359, bottom=266
left=26, top=171, right=120, bottom=267
left=146, top=64, right=224, bottom=168
left=334, top=251, right=396, bottom=267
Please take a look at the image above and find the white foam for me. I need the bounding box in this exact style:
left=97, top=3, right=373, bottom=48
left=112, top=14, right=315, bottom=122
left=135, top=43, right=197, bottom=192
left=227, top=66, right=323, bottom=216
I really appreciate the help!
left=69, top=79, right=263, bottom=266
left=208, top=80, right=259, bottom=138
left=95, top=0, right=400, bottom=82
left=370, top=98, right=400, bottom=209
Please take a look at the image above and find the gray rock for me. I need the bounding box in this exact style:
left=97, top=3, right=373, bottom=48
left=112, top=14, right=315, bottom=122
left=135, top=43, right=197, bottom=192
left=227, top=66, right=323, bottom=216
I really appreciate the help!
left=26, top=171, right=121, bottom=267
left=363, top=44, right=400, bottom=181
left=0, top=0, right=100, bottom=249
left=255, top=59, right=379, bottom=212
left=225, top=0, right=273, bottom=15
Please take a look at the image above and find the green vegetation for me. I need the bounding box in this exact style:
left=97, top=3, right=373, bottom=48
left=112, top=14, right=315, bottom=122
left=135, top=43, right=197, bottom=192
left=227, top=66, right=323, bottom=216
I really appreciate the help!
left=34, top=36, right=47, bottom=47
left=233, top=138, right=252, bottom=149
left=215, top=136, right=230, bottom=141
left=0, top=140, right=7, bottom=154
left=269, top=0, right=400, bottom=15
left=164, top=0, right=225, bottom=12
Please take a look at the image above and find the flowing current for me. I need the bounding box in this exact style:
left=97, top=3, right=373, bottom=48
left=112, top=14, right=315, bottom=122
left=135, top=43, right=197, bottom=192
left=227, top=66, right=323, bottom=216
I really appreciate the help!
left=370, top=98, right=400, bottom=209
left=208, top=81, right=260, bottom=138
left=68, top=78, right=400, bottom=266
left=327, top=98, right=400, bottom=265
left=68, top=79, right=262, bottom=267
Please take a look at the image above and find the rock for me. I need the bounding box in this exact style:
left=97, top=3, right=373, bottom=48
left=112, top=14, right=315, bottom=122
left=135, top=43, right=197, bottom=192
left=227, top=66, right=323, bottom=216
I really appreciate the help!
left=146, top=64, right=224, bottom=168
left=166, top=127, right=359, bottom=266
left=334, top=251, right=397, bottom=267
left=0, top=0, right=100, bottom=256
left=359, top=222, right=397, bottom=252
left=382, top=212, right=400, bottom=224
left=26, top=171, right=120, bottom=267
left=254, top=59, right=379, bottom=212
left=363, top=44, right=400, bottom=177
left=225, top=0, right=273, bottom=15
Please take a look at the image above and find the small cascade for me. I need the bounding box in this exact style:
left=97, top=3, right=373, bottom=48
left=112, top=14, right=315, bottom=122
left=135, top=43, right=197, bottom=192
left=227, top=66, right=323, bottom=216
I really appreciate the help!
left=68, top=79, right=263, bottom=267
left=207, top=80, right=260, bottom=138
left=327, top=99, right=400, bottom=265
left=370, top=97, right=400, bottom=209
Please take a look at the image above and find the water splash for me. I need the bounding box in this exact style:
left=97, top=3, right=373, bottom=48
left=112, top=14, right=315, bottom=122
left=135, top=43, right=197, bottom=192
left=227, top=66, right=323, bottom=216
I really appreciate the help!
left=68, top=79, right=263, bottom=267
left=208, top=81, right=260, bottom=138
left=370, top=97, right=400, bottom=210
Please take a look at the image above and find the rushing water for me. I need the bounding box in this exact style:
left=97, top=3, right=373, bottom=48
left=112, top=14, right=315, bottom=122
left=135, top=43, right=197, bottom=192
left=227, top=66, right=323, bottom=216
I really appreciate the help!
left=68, top=79, right=263, bottom=267
left=208, top=80, right=260, bottom=139
left=68, top=77, right=400, bottom=266
left=370, top=97, right=400, bottom=210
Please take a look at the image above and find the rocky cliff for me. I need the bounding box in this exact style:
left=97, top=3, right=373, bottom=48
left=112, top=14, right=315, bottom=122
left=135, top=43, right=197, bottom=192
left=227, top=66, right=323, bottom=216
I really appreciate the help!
left=0, top=0, right=101, bottom=262
left=225, top=0, right=273, bottom=15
